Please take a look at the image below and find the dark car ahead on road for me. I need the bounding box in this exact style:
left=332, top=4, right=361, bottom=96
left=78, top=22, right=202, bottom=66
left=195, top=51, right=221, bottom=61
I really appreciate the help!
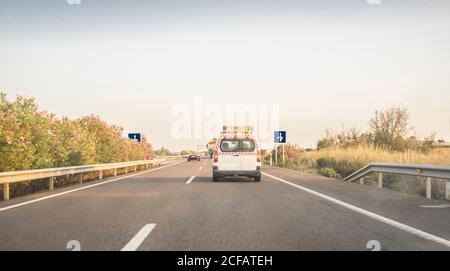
left=187, top=154, right=201, bottom=161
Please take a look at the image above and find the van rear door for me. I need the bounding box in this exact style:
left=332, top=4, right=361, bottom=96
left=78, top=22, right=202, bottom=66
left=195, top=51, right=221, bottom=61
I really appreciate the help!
left=218, top=138, right=241, bottom=171
left=240, top=138, right=258, bottom=171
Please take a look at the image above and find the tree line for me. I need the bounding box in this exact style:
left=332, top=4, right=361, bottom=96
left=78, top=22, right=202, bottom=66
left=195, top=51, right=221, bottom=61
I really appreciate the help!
left=0, top=93, right=154, bottom=172
left=317, top=107, right=438, bottom=152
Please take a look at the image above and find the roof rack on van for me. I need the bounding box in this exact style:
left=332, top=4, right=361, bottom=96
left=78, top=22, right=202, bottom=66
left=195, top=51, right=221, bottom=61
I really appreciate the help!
left=222, top=126, right=254, bottom=134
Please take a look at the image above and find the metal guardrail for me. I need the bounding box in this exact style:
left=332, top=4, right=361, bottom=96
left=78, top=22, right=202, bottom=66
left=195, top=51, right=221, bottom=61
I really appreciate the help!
left=344, top=162, right=450, bottom=199
left=156, top=155, right=189, bottom=160
left=0, top=158, right=173, bottom=201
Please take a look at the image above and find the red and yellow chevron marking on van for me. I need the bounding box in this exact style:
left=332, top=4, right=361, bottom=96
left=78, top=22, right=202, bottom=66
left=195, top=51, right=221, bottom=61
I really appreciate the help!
left=218, top=152, right=256, bottom=156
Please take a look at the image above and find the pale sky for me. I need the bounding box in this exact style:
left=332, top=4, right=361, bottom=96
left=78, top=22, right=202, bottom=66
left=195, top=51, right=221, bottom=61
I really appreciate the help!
left=1, top=0, right=450, bottom=151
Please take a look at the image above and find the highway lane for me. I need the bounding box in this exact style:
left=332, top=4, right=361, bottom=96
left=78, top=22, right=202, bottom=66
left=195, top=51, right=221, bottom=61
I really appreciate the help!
left=139, top=161, right=450, bottom=251
left=0, top=160, right=191, bottom=251
left=262, top=165, right=450, bottom=242
left=0, top=160, right=449, bottom=251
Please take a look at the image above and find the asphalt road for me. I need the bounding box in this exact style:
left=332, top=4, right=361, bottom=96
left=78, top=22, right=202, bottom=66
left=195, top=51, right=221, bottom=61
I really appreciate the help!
left=0, top=159, right=449, bottom=251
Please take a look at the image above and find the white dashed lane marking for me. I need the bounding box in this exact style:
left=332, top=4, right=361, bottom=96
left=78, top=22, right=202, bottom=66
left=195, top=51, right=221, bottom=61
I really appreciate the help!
left=186, top=176, right=195, bottom=184
left=121, top=224, right=156, bottom=251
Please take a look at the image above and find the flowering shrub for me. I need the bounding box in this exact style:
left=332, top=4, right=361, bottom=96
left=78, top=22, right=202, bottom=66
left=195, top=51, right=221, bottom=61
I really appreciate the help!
left=0, top=93, right=153, bottom=172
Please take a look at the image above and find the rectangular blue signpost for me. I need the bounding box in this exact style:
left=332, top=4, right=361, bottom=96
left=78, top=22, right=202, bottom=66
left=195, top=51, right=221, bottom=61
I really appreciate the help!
left=274, top=131, right=286, bottom=144
left=128, top=133, right=142, bottom=143
left=274, top=131, right=287, bottom=166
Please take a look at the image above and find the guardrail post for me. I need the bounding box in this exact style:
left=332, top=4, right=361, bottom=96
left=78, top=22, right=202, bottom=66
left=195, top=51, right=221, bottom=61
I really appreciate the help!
left=446, top=182, right=450, bottom=200
left=79, top=173, right=83, bottom=184
left=134, top=165, right=137, bottom=172
left=3, top=183, right=9, bottom=201
left=114, top=169, right=117, bottom=176
left=359, top=178, right=364, bottom=185
left=378, top=172, right=383, bottom=189
left=426, top=177, right=431, bottom=199
left=125, top=167, right=128, bottom=174
left=49, top=177, right=55, bottom=191
left=99, top=170, right=103, bottom=180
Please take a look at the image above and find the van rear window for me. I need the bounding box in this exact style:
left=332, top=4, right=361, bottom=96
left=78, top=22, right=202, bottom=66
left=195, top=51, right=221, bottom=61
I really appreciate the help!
left=241, top=139, right=255, bottom=152
left=220, top=139, right=255, bottom=152
left=220, top=139, right=240, bottom=152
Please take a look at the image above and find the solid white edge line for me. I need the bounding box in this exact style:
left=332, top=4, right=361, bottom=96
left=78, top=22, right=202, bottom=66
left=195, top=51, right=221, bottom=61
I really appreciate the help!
left=0, top=161, right=185, bottom=213
left=420, top=204, right=450, bottom=209
left=186, top=176, right=195, bottom=184
left=262, top=172, right=450, bottom=248
left=121, top=223, right=156, bottom=251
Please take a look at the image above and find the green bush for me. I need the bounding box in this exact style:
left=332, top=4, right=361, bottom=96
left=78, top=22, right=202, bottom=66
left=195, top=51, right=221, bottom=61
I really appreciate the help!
left=318, top=167, right=342, bottom=179
left=316, top=157, right=363, bottom=178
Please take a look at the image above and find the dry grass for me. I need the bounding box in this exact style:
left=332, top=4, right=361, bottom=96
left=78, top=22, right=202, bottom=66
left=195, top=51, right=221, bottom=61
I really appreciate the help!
left=276, top=145, right=450, bottom=201
left=276, top=145, right=450, bottom=179
left=305, top=146, right=450, bottom=166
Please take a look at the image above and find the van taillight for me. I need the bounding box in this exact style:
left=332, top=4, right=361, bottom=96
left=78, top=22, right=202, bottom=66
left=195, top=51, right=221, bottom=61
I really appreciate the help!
left=256, top=150, right=261, bottom=162
left=214, top=151, right=219, bottom=162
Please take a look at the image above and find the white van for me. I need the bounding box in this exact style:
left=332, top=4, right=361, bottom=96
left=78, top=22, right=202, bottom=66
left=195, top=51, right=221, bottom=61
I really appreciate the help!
left=212, top=126, right=261, bottom=182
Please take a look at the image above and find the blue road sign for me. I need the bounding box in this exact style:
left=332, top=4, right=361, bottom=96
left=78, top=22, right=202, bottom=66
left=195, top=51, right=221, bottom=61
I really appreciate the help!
left=128, top=133, right=142, bottom=143
left=274, top=131, right=286, bottom=144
